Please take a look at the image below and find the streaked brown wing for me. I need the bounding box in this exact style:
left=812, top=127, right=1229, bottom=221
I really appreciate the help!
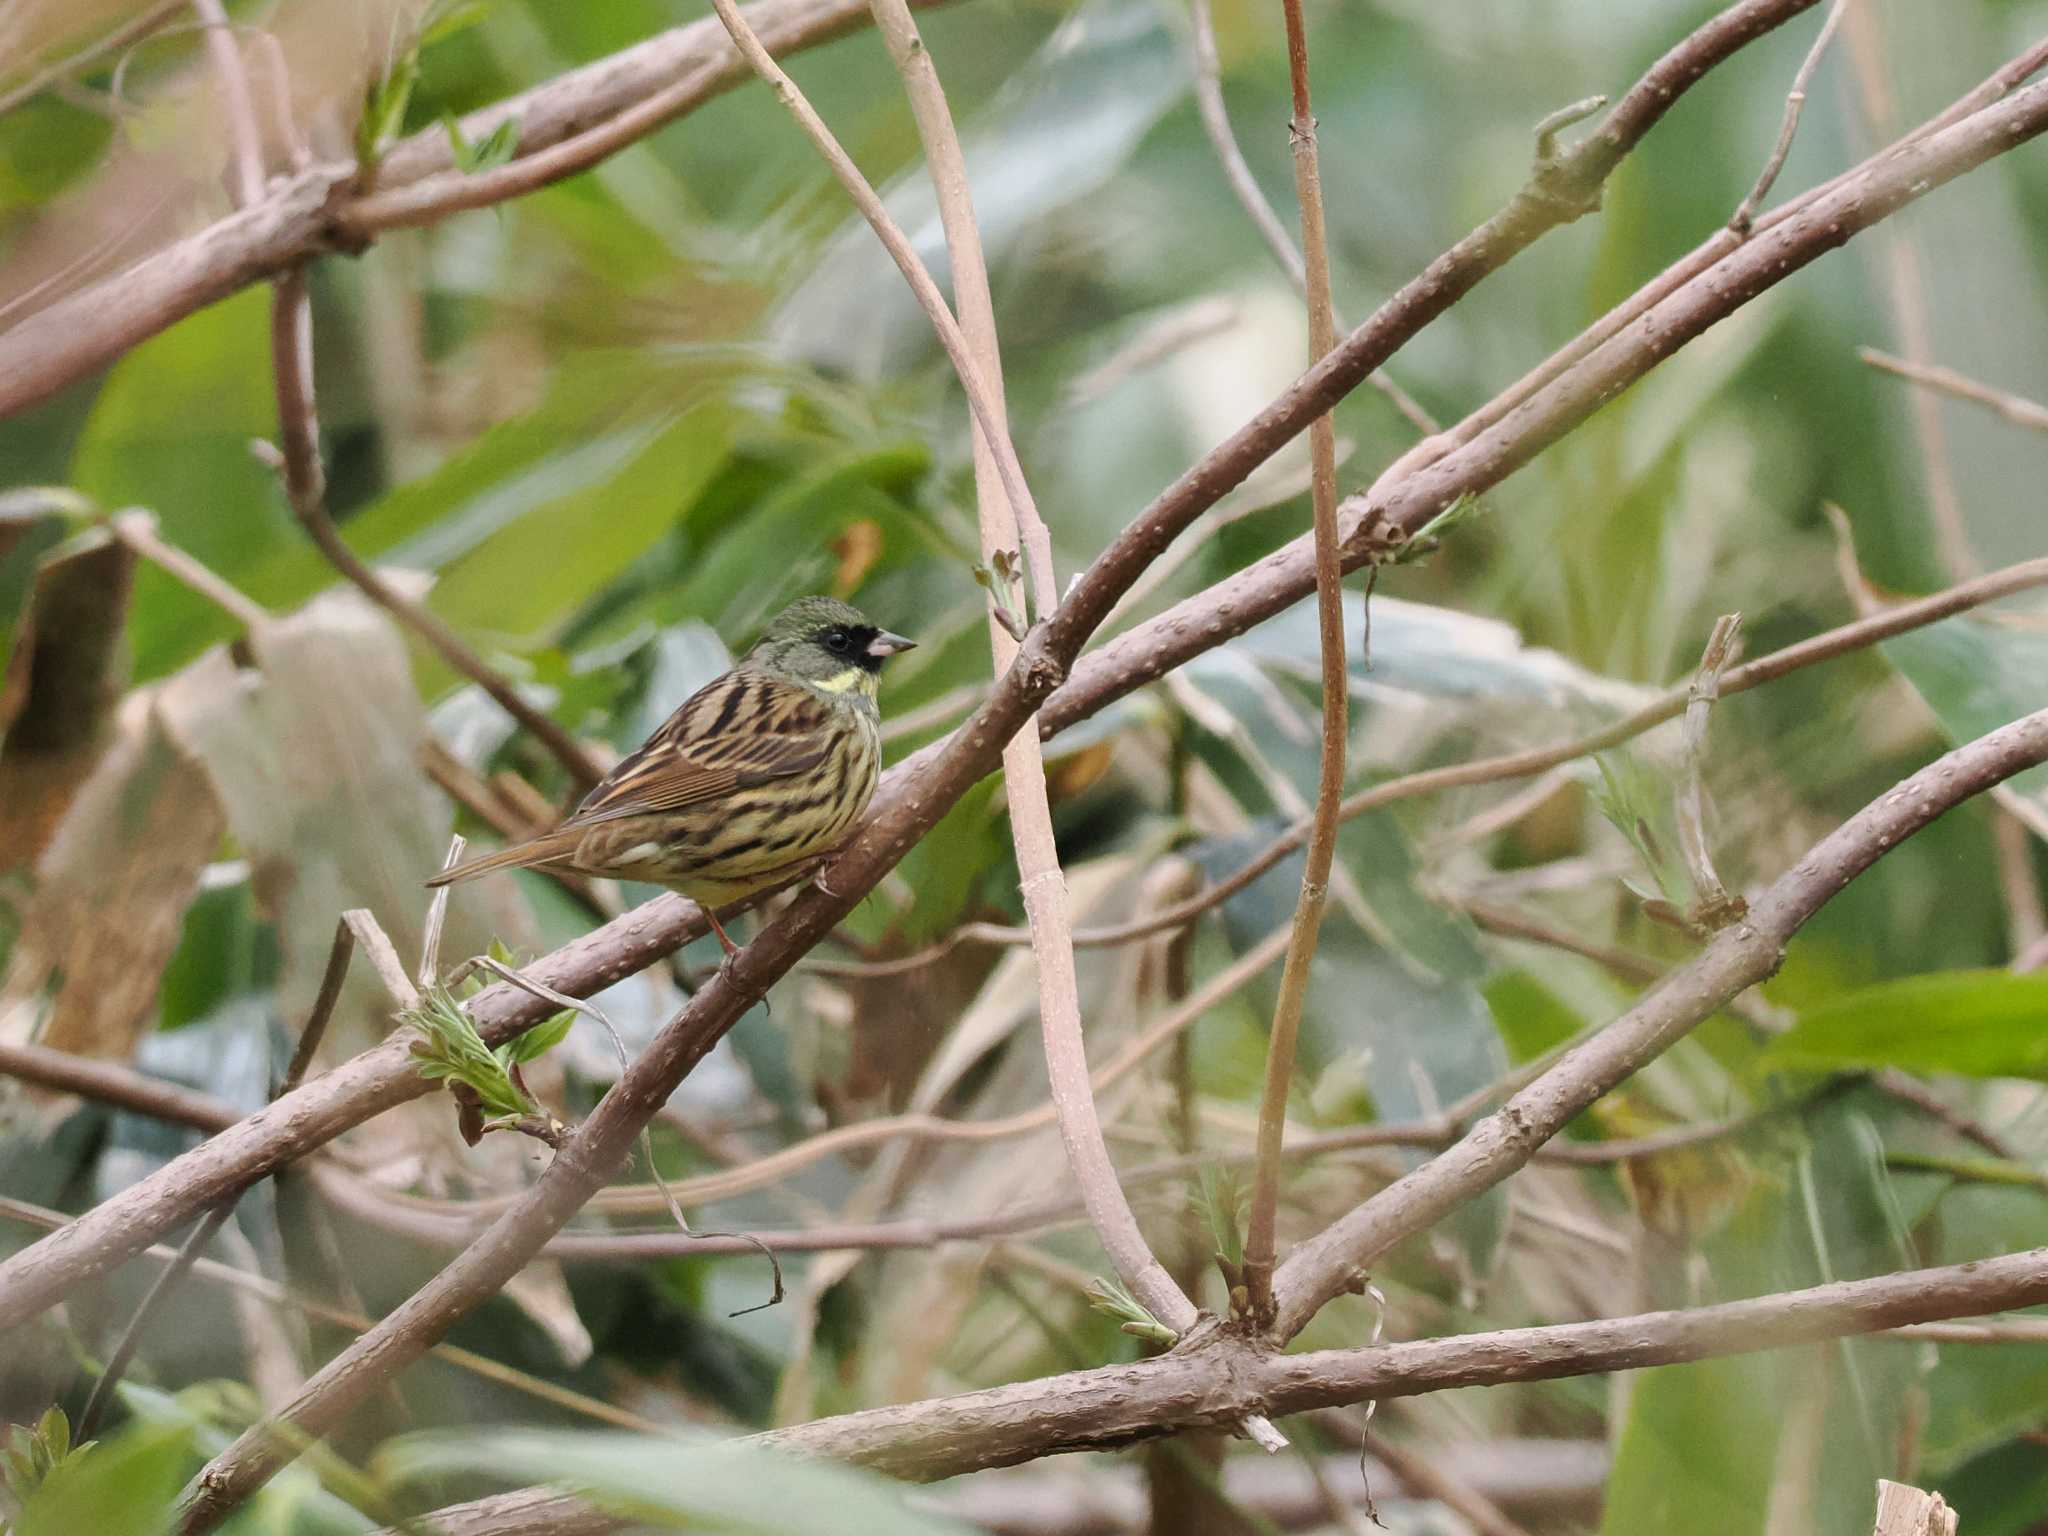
left=564, top=669, right=834, bottom=826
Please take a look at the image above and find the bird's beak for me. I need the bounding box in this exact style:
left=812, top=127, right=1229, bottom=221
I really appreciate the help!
left=867, top=631, right=916, bottom=659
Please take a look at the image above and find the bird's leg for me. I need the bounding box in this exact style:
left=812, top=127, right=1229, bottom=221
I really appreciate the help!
left=704, top=907, right=740, bottom=957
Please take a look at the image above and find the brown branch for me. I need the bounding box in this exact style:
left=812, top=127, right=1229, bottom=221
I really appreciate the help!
left=1363, top=35, right=2048, bottom=522
left=1268, top=706, right=2048, bottom=1339
left=1728, top=0, right=1852, bottom=233
left=1242, top=0, right=1346, bottom=1327
left=0, top=1039, right=239, bottom=1132
left=406, top=1246, right=2048, bottom=1532
left=1859, top=347, right=2048, bottom=436
left=1049, top=553, right=2048, bottom=959
left=0, top=0, right=2003, bottom=1363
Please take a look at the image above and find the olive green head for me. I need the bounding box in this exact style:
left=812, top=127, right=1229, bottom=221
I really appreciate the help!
left=744, top=596, right=915, bottom=697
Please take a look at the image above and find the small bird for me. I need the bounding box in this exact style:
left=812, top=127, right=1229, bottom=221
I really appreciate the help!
left=428, top=596, right=914, bottom=953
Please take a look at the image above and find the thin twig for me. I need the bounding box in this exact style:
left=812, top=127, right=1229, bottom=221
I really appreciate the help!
left=453, top=952, right=785, bottom=1312
left=828, top=555, right=2048, bottom=974
left=0, top=0, right=188, bottom=118
left=1182, top=0, right=1435, bottom=434
left=1859, top=348, right=2048, bottom=436
left=1366, top=26, right=2045, bottom=507
left=1243, top=0, right=1346, bottom=1329
left=266, top=271, right=603, bottom=792
left=104, top=509, right=270, bottom=630
left=1729, top=0, right=1853, bottom=233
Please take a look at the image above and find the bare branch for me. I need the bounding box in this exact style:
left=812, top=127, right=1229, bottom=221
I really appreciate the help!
left=1242, top=0, right=1346, bottom=1326
left=268, top=269, right=604, bottom=792
left=1077, top=64, right=2048, bottom=717
left=860, top=0, right=1193, bottom=1344
left=1182, top=0, right=1432, bottom=433
left=1860, top=347, right=2048, bottom=436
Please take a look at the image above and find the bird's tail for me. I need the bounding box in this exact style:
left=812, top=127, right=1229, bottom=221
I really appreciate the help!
left=425, top=829, right=582, bottom=888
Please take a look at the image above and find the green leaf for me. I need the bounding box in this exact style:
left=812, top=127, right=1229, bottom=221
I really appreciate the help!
left=421, top=0, right=494, bottom=47
left=442, top=110, right=519, bottom=175
left=500, top=1006, right=574, bottom=1066
left=409, top=985, right=533, bottom=1118
left=1764, top=970, right=2048, bottom=1080
left=356, top=49, right=421, bottom=166
left=1599, top=1356, right=1781, bottom=1536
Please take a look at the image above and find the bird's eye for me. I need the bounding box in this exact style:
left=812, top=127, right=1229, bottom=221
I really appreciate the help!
left=824, top=629, right=852, bottom=654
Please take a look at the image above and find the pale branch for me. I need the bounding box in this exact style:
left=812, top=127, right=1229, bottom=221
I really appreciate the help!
left=1024, top=553, right=2048, bottom=957
left=403, top=1247, right=2048, bottom=1533
left=1268, top=706, right=2048, bottom=1339
left=0, top=1038, right=241, bottom=1132
left=0, top=0, right=957, bottom=419
left=1860, top=347, right=2048, bottom=436
left=1242, top=0, right=1346, bottom=1326
left=184, top=0, right=607, bottom=792
left=1674, top=612, right=1744, bottom=925
left=0, top=0, right=187, bottom=118
left=696, top=0, right=1041, bottom=598
left=0, top=0, right=2009, bottom=1350
left=859, top=0, right=1194, bottom=1339
left=105, top=509, right=270, bottom=631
